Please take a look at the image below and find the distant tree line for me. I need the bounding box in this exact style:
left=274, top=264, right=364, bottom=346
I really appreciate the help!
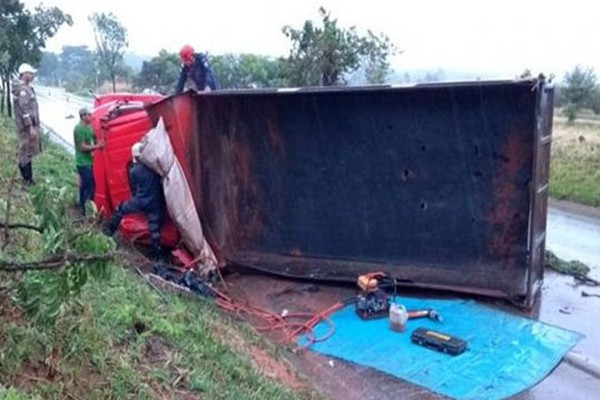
left=35, top=7, right=397, bottom=96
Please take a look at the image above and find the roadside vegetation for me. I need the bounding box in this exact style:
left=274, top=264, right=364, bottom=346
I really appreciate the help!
left=549, top=119, right=600, bottom=207
left=0, top=116, right=318, bottom=399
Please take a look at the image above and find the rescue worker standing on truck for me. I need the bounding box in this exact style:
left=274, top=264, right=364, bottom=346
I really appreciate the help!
left=12, top=63, right=41, bottom=186
left=74, top=108, right=104, bottom=216
left=104, top=143, right=165, bottom=260
left=175, top=45, right=220, bottom=94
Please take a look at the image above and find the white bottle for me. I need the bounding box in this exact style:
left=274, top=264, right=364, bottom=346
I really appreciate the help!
left=390, top=303, right=408, bottom=332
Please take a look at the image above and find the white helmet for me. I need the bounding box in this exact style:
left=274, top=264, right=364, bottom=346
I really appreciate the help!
left=131, top=142, right=142, bottom=161
left=18, top=63, right=36, bottom=75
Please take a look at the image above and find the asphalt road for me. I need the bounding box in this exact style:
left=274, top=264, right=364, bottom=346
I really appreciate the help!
left=36, top=85, right=92, bottom=151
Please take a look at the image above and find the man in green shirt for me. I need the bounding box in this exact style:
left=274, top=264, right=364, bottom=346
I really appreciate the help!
left=74, top=108, right=104, bottom=216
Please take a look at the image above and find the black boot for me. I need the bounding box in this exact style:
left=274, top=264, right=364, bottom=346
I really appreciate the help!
left=18, top=163, right=27, bottom=183
left=25, top=163, right=35, bottom=186
left=103, top=221, right=117, bottom=237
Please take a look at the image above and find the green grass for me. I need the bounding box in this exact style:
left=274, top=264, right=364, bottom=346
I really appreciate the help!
left=550, top=120, right=600, bottom=207
left=0, top=115, right=317, bottom=400
left=2, top=267, right=314, bottom=399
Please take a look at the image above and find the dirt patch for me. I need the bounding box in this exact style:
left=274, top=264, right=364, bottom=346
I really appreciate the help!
left=552, top=122, right=600, bottom=150
left=0, top=291, right=24, bottom=325
left=11, top=358, right=60, bottom=390
left=144, top=334, right=173, bottom=365
left=9, top=351, right=108, bottom=399
left=247, top=343, right=306, bottom=390
left=148, top=384, right=201, bottom=400
left=207, top=315, right=308, bottom=390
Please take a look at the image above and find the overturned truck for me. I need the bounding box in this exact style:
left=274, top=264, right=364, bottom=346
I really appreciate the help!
left=94, top=78, right=554, bottom=308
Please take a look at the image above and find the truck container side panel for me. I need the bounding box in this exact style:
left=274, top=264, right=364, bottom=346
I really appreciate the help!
left=526, top=84, right=555, bottom=305
left=148, top=81, right=550, bottom=303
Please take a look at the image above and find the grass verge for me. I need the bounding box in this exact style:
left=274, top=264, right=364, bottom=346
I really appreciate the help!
left=0, top=115, right=318, bottom=400
left=550, top=120, right=600, bottom=207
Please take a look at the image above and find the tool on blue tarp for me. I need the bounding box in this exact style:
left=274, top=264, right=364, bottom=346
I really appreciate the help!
left=407, top=308, right=443, bottom=322
left=411, top=327, right=467, bottom=355
left=355, top=272, right=397, bottom=319
left=355, top=272, right=445, bottom=323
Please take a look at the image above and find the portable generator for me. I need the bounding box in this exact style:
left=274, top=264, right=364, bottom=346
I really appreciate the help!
left=355, top=272, right=397, bottom=320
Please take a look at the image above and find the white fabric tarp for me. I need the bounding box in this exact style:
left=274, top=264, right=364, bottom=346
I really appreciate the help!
left=137, top=117, right=217, bottom=275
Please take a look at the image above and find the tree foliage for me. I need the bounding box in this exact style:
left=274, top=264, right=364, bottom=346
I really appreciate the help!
left=362, top=30, right=396, bottom=84
left=562, top=66, right=598, bottom=123
left=36, top=51, right=59, bottom=85
left=282, top=7, right=396, bottom=86
left=211, top=53, right=287, bottom=88
left=134, top=50, right=180, bottom=94
left=39, top=45, right=96, bottom=91
left=89, top=12, right=128, bottom=93
left=0, top=0, right=72, bottom=115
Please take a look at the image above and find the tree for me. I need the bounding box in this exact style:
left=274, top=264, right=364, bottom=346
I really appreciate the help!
left=211, top=53, right=287, bottom=89
left=89, top=12, right=128, bottom=93
left=363, top=31, right=395, bottom=84
left=0, top=1, right=72, bottom=116
left=562, top=66, right=597, bottom=123
left=282, top=7, right=396, bottom=86
left=37, top=51, right=60, bottom=85
left=590, top=90, right=600, bottom=115
left=60, top=45, right=95, bottom=91
left=135, top=50, right=181, bottom=94
left=37, top=47, right=100, bottom=93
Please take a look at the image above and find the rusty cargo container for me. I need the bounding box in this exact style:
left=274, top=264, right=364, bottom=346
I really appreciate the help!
left=148, top=78, right=554, bottom=307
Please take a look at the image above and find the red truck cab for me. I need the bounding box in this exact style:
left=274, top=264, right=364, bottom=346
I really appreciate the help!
left=91, top=93, right=180, bottom=248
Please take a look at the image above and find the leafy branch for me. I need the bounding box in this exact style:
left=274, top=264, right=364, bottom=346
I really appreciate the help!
left=1, top=183, right=116, bottom=325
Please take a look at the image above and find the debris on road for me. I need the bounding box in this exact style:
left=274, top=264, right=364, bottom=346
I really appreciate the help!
left=545, top=250, right=590, bottom=276
left=559, top=306, right=574, bottom=315
left=581, top=291, right=600, bottom=299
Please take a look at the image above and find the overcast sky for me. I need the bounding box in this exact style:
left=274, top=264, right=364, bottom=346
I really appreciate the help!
left=22, top=0, right=600, bottom=80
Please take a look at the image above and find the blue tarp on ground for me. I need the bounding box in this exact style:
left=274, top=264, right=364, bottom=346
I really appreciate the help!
left=303, top=298, right=583, bottom=400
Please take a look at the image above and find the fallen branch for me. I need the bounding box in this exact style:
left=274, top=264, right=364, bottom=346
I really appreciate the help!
left=0, top=252, right=114, bottom=271
left=0, top=222, right=43, bottom=233
left=577, top=275, right=600, bottom=287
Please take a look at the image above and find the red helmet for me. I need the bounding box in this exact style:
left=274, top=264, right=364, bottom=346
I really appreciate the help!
left=179, top=45, right=195, bottom=63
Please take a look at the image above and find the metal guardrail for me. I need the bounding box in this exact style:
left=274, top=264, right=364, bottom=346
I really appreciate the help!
left=36, top=85, right=94, bottom=109
left=40, top=122, right=74, bottom=154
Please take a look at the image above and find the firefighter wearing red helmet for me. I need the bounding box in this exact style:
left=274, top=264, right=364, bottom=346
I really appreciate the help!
left=175, top=45, right=221, bottom=94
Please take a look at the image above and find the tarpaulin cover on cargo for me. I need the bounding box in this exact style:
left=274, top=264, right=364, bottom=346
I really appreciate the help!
left=147, top=78, right=554, bottom=307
